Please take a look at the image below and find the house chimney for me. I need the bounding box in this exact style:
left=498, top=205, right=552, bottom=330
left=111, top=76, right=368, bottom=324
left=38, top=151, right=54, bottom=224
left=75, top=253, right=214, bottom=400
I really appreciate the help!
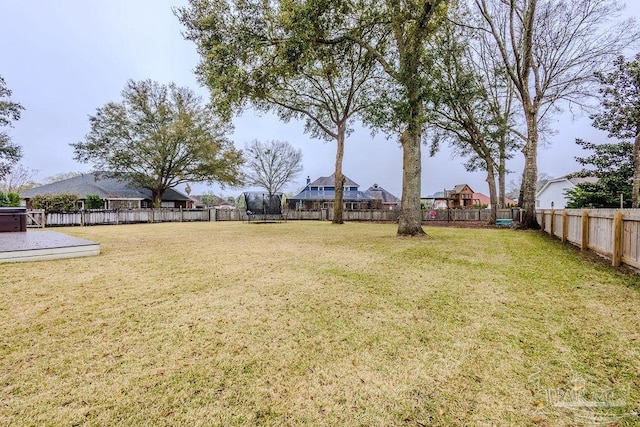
left=306, top=176, right=310, bottom=185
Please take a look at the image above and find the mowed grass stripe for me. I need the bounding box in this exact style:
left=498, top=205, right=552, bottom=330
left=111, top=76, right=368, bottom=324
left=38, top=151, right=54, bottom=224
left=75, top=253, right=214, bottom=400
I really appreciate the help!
left=0, top=222, right=638, bottom=425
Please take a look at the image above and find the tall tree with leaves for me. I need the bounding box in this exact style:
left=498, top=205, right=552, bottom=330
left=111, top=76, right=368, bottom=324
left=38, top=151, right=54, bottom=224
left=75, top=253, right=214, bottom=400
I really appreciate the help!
left=72, top=79, right=243, bottom=207
left=178, top=0, right=449, bottom=235
left=474, top=0, right=639, bottom=228
left=244, top=140, right=303, bottom=196
left=0, top=75, right=24, bottom=180
left=177, top=2, right=382, bottom=225
left=565, top=139, right=633, bottom=208
left=590, top=54, right=640, bottom=207
left=260, top=42, right=379, bottom=224
left=339, top=0, right=449, bottom=235
left=430, top=10, right=518, bottom=223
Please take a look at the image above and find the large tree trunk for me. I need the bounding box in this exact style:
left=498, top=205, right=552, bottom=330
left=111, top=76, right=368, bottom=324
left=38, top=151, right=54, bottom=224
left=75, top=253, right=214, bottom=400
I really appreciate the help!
left=520, top=111, right=541, bottom=229
left=498, top=145, right=506, bottom=208
left=633, top=132, right=640, bottom=208
left=397, top=128, right=426, bottom=236
left=333, top=124, right=346, bottom=224
left=152, top=189, right=162, bottom=208
left=486, top=159, right=498, bottom=224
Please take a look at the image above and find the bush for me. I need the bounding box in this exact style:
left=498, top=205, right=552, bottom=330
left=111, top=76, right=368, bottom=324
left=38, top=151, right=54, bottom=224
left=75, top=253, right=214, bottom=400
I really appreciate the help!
left=31, top=193, right=79, bottom=212
left=85, top=194, right=103, bottom=210
left=0, top=192, right=20, bottom=207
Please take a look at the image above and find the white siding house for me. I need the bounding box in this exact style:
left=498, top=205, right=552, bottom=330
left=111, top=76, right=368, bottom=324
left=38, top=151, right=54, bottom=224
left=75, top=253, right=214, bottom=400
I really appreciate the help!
left=536, top=176, right=598, bottom=209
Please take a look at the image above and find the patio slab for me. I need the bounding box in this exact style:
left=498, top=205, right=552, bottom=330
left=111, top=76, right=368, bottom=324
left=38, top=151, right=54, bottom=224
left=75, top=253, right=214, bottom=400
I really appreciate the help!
left=0, top=231, right=100, bottom=263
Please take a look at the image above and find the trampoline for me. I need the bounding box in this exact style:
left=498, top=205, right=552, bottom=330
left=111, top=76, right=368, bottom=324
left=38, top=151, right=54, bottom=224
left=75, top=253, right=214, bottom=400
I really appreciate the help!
left=243, top=192, right=286, bottom=223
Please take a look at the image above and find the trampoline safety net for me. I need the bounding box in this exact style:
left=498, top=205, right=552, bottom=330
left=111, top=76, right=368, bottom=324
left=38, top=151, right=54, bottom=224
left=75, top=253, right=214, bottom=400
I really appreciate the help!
left=243, top=192, right=283, bottom=215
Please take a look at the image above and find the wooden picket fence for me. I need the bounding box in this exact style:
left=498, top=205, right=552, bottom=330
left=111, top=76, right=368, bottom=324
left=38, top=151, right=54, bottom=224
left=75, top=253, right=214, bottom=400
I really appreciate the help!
left=537, top=209, right=640, bottom=270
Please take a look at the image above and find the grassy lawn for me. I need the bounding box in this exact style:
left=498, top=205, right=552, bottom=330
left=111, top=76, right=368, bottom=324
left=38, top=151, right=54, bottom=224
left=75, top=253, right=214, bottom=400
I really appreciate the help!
left=1, top=221, right=639, bottom=426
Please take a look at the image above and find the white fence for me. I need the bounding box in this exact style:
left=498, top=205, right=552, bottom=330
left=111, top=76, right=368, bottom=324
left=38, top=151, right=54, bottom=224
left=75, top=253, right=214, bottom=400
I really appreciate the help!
left=537, top=209, right=640, bottom=270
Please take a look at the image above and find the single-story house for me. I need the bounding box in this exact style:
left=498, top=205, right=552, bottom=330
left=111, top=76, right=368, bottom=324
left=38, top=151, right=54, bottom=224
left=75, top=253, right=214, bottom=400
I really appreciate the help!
left=536, top=176, right=599, bottom=209
left=20, top=173, right=193, bottom=210
left=364, top=183, right=400, bottom=210
left=190, top=194, right=235, bottom=209
left=288, top=174, right=375, bottom=210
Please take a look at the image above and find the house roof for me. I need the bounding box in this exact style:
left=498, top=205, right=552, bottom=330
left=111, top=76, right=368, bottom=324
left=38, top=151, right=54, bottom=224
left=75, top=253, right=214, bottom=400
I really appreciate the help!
left=536, top=175, right=599, bottom=197
left=309, top=173, right=359, bottom=188
left=289, top=189, right=374, bottom=202
left=190, top=194, right=234, bottom=207
left=472, top=193, right=517, bottom=206
left=422, top=191, right=446, bottom=199
left=452, top=184, right=473, bottom=193
left=365, top=184, right=400, bottom=204
left=568, top=177, right=599, bottom=185
left=20, top=173, right=191, bottom=201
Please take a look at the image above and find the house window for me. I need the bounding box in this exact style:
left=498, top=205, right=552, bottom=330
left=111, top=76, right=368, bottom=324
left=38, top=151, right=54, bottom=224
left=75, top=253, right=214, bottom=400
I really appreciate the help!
left=536, top=199, right=540, bottom=207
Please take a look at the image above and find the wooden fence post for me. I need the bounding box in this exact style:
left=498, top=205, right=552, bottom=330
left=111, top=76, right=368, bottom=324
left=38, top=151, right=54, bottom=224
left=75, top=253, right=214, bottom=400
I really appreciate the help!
left=540, top=210, right=545, bottom=232
left=562, top=210, right=568, bottom=242
left=581, top=210, right=589, bottom=251
left=612, top=211, right=623, bottom=267
left=550, top=209, right=555, bottom=237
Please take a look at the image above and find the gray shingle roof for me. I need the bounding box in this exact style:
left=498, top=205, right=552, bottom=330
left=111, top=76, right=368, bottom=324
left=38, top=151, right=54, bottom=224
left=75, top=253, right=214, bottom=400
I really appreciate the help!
left=289, top=189, right=374, bottom=202
left=309, top=173, right=359, bottom=188
left=365, top=184, right=400, bottom=204
left=20, top=173, right=191, bottom=201
left=568, top=177, right=599, bottom=185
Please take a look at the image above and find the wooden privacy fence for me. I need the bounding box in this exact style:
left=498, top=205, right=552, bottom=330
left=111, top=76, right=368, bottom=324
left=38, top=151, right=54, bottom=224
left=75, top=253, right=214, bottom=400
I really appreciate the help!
left=27, top=208, right=211, bottom=227
left=537, top=209, right=640, bottom=270
left=27, top=207, right=517, bottom=227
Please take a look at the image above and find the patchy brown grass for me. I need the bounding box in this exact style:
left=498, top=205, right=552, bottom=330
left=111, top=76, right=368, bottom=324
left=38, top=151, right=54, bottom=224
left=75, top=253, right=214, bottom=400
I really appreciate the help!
left=1, top=221, right=639, bottom=426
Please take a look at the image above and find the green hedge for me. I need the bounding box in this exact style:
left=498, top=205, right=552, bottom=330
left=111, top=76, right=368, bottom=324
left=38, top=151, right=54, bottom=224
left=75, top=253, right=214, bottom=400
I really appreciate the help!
left=31, top=193, right=79, bottom=212
left=85, top=194, right=103, bottom=210
left=0, top=192, right=21, bottom=207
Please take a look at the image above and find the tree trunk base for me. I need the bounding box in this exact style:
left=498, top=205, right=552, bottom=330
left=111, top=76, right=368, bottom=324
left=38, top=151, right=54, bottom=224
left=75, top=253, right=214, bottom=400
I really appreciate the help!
left=397, top=225, right=427, bottom=237
left=516, top=216, right=540, bottom=230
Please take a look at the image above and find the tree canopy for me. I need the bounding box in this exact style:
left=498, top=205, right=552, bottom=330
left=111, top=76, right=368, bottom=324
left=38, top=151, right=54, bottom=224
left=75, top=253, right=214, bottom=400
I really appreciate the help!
left=177, top=0, right=449, bottom=236
left=243, top=140, right=303, bottom=195
left=590, top=54, right=640, bottom=207
left=0, top=75, right=24, bottom=180
left=565, top=139, right=633, bottom=208
left=71, top=79, right=243, bottom=207
left=177, top=1, right=378, bottom=224
left=429, top=13, right=517, bottom=223
left=473, top=0, right=639, bottom=228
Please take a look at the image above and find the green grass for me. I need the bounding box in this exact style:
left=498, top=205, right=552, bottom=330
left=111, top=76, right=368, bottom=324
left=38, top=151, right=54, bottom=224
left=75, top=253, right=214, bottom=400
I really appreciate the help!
left=1, top=222, right=639, bottom=426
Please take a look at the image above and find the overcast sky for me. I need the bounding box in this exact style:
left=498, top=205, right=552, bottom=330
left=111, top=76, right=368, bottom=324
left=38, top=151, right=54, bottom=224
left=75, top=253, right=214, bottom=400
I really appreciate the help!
left=1, top=1, right=639, bottom=198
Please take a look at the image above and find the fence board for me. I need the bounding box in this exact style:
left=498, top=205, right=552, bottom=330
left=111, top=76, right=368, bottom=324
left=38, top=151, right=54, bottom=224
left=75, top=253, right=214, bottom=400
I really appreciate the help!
left=537, top=209, right=640, bottom=270
left=622, top=219, right=640, bottom=269
left=566, top=213, right=582, bottom=245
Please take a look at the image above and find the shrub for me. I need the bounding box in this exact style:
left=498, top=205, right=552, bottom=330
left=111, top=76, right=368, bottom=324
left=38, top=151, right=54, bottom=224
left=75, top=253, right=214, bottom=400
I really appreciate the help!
left=85, top=194, right=103, bottom=210
left=31, top=193, right=79, bottom=212
left=0, top=192, right=19, bottom=207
